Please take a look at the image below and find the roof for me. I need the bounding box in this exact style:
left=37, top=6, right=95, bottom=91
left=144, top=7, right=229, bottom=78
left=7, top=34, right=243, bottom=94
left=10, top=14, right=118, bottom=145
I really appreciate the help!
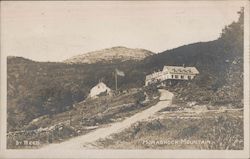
left=89, top=82, right=111, bottom=98
left=92, top=82, right=111, bottom=90
left=145, top=71, right=163, bottom=80
left=163, top=66, right=199, bottom=74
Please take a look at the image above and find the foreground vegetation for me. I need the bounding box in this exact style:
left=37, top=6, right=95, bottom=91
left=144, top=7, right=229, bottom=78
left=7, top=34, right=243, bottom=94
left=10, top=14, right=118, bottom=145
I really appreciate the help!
left=95, top=110, right=243, bottom=150
left=7, top=87, right=159, bottom=149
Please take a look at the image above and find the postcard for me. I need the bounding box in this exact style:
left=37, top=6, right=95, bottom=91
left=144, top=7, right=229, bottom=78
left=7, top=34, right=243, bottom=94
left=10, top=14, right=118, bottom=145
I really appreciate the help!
left=0, top=1, right=249, bottom=158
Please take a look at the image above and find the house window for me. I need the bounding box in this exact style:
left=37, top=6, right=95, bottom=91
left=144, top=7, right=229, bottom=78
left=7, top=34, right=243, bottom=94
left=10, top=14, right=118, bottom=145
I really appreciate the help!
left=188, top=76, right=192, bottom=80
left=175, top=75, right=178, bottom=79
left=171, top=75, right=174, bottom=79
left=181, top=75, right=184, bottom=79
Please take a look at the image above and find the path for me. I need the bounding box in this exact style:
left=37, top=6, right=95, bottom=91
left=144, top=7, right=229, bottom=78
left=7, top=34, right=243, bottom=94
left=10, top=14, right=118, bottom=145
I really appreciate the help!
left=40, top=89, right=173, bottom=150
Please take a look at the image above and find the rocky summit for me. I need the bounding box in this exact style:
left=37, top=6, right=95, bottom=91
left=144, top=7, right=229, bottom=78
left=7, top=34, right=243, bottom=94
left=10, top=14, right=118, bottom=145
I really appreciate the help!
left=63, top=46, right=154, bottom=64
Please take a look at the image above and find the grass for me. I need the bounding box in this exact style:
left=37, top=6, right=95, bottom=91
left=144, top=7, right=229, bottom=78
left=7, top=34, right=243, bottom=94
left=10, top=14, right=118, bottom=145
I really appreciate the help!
left=95, top=109, right=243, bottom=150
left=7, top=87, right=160, bottom=149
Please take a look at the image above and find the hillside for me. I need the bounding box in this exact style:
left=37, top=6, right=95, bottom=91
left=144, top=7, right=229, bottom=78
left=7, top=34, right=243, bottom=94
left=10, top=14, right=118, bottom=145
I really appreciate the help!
left=140, top=9, right=243, bottom=106
left=7, top=87, right=160, bottom=149
left=7, top=9, right=243, bottom=132
left=63, top=46, right=154, bottom=64
left=7, top=58, right=146, bottom=131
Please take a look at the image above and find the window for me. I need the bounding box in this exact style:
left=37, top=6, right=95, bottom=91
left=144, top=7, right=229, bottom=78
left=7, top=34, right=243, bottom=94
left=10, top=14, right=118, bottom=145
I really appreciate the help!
left=175, top=75, right=178, bottom=79
left=188, top=76, right=192, bottom=80
left=171, top=75, right=174, bottom=79
left=181, top=75, right=184, bottom=79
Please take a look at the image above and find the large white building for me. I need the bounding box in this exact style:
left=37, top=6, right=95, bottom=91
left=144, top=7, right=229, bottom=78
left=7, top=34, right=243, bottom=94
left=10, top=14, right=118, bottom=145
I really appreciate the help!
left=145, top=65, right=199, bottom=86
left=89, top=82, right=111, bottom=98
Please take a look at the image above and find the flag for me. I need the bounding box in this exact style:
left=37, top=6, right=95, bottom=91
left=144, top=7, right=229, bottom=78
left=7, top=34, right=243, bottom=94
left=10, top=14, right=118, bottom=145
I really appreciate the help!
left=115, top=68, right=125, bottom=77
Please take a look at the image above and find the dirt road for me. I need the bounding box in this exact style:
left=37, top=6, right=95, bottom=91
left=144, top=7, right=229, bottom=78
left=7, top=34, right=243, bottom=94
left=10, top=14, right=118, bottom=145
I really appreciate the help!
left=41, top=89, right=173, bottom=150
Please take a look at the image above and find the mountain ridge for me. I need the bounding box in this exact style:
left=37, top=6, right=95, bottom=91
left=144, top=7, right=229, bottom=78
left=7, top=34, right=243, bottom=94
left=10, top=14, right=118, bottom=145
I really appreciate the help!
left=63, top=46, right=154, bottom=64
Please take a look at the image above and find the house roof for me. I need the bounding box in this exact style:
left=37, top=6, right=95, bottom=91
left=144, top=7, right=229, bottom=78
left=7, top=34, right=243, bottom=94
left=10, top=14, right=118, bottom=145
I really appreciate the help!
left=92, top=82, right=111, bottom=90
left=163, top=66, right=199, bottom=74
left=145, top=71, right=163, bottom=80
left=89, top=82, right=111, bottom=98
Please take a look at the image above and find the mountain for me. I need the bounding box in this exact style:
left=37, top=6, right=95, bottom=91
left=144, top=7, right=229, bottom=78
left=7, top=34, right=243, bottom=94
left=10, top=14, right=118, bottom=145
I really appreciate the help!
left=7, top=9, right=243, bottom=131
left=7, top=56, right=35, bottom=64
left=63, top=46, right=154, bottom=64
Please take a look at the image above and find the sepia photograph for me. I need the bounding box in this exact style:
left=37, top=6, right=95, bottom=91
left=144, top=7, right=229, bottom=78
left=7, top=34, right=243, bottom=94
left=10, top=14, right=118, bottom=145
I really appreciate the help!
left=0, top=0, right=249, bottom=158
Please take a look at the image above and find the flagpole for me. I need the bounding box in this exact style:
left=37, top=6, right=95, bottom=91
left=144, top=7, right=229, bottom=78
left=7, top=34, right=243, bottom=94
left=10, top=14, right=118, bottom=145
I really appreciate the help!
left=115, top=72, right=117, bottom=91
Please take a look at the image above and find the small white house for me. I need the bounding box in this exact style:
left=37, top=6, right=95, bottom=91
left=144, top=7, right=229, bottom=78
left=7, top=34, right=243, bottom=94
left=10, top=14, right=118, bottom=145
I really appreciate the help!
left=89, top=82, right=111, bottom=98
left=145, top=65, right=199, bottom=86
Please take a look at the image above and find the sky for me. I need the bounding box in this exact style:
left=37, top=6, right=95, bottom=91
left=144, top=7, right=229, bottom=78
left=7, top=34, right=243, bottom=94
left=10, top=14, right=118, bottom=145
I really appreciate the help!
left=1, top=1, right=245, bottom=62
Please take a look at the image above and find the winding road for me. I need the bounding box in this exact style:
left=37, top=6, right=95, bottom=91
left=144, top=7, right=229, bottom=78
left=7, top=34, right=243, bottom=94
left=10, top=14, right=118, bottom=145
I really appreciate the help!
left=41, top=89, right=173, bottom=150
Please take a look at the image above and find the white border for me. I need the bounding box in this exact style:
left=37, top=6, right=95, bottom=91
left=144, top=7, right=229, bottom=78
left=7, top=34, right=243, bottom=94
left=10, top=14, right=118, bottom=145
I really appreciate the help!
left=0, top=1, right=249, bottom=159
